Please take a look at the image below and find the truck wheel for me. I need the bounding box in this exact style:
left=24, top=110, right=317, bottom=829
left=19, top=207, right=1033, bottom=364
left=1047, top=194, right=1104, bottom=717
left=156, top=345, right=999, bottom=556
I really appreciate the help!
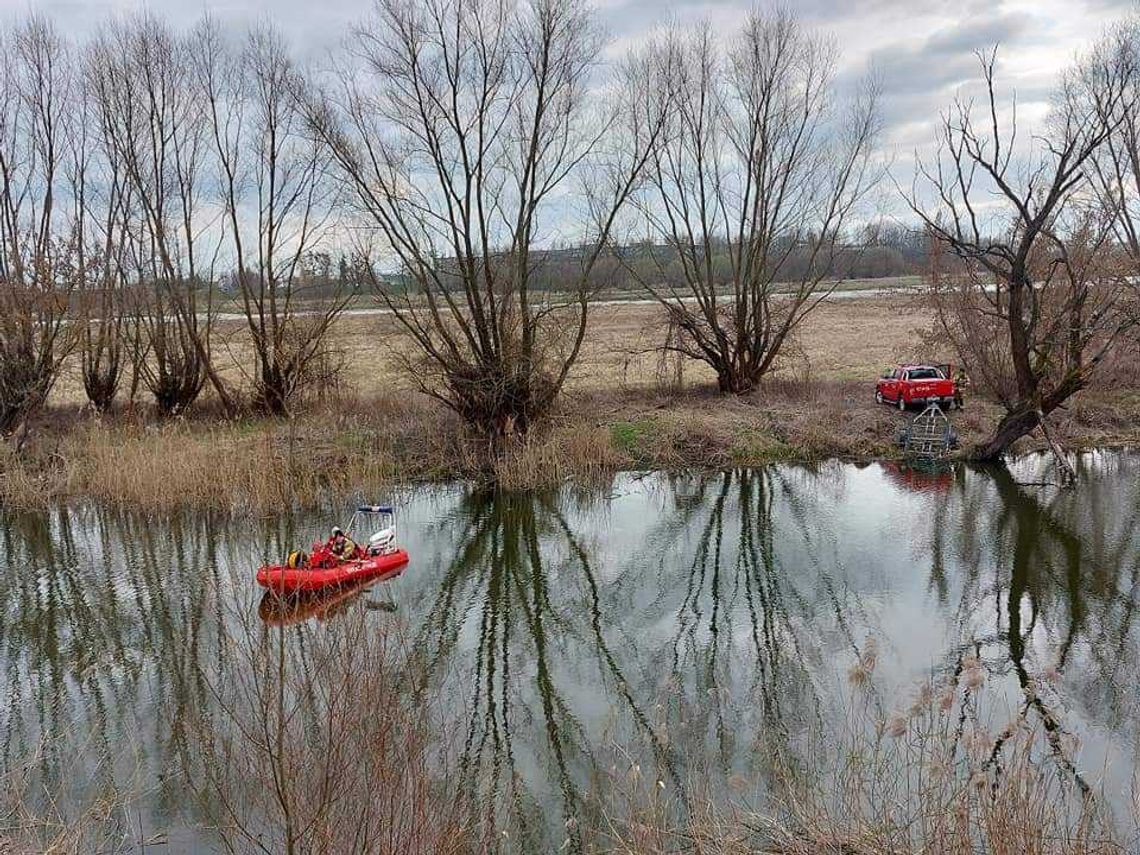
left=897, top=396, right=906, bottom=412
left=875, top=390, right=884, bottom=405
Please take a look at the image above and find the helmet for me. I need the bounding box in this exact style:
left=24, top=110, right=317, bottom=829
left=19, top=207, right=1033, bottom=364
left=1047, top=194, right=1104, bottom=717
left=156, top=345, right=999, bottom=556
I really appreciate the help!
left=331, top=526, right=344, bottom=537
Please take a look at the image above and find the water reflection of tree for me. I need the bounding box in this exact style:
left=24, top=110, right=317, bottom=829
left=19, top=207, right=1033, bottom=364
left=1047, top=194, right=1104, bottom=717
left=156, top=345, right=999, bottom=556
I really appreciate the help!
left=0, top=507, right=246, bottom=829
left=616, top=463, right=892, bottom=810
left=932, top=454, right=1140, bottom=793
left=413, top=486, right=677, bottom=852
left=673, top=471, right=811, bottom=766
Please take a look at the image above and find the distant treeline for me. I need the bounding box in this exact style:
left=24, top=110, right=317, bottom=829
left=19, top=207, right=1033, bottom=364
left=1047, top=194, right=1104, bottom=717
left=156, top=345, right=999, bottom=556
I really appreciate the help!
left=370, top=223, right=928, bottom=296
left=157, top=223, right=926, bottom=301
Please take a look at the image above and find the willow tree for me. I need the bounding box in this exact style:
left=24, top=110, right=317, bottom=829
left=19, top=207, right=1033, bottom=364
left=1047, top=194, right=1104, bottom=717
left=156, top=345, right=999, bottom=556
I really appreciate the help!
left=629, top=11, right=880, bottom=395
left=306, top=0, right=668, bottom=438
left=86, top=16, right=233, bottom=417
left=69, top=36, right=136, bottom=415
left=1084, top=19, right=1140, bottom=331
left=910, top=49, right=1133, bottom=462
left=0, top=17, right=78, bottom=436
left=196, top=22, right=345, bottom=416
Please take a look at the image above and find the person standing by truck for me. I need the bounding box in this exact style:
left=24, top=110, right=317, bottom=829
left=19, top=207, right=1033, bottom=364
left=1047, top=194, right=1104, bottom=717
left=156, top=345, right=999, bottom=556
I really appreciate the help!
left=954, top=366, right=969, bottom=409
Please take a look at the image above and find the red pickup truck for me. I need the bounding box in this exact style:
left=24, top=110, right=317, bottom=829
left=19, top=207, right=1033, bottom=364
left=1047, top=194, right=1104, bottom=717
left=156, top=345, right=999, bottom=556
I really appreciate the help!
left=876, top=364, right=957, bottom=411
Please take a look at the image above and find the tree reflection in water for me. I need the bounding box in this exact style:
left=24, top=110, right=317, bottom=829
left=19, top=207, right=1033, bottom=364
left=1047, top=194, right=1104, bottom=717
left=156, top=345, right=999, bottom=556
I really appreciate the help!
left=411, top=486, right=679, bottom=851
left=0, top=506, right=312, bottom=841
left=1, top=453, right=1140, bottom=846
left=638, top=469, right=830, bottom=778
left=618, top=462, right=913, bottom=816
left=0, top=507, right=221, bottom=839
left=927, top=452, right=1140, bottom=799
left=410, top=468, right=878, bottom=848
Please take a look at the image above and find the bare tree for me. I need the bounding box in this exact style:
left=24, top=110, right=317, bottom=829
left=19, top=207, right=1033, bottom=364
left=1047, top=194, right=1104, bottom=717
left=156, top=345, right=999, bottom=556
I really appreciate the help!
left=0, top=17, right=79, bottom=437
left=628, top=11, right=881, bottom=395
left=910, top=49, right=1134, bottom=462
left=196, top=22, right=347, bottom=417
left=68, top=48, right=135, bottom=414
left=86, top=16, right=233, bottom=418
left=305, top=0, right=669, bottom=439
left=1083, top=18, right=1140, bottom=330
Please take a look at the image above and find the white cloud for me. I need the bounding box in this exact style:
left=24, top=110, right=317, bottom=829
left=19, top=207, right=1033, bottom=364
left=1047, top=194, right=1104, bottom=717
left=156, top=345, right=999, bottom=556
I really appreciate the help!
left=6, top=0, right=1131, bottom=224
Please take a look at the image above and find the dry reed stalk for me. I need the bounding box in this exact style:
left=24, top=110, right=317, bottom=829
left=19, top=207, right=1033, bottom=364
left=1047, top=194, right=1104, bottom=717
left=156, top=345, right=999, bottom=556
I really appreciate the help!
left=188, top=581, right=471, bottom=854
left=4, top=375, right=1140, bottom=511
left=0, top=739, right=150, bottom=854
left=587, top=655, right=1122, bottom=855
left=492, top=423, right=624, bottom=489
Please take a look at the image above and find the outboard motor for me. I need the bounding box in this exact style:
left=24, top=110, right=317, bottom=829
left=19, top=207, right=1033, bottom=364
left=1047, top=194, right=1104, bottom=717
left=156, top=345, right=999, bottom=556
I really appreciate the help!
left=348, top=504, right=399, bottom=555
left=367, top=527, right=396, bottom=556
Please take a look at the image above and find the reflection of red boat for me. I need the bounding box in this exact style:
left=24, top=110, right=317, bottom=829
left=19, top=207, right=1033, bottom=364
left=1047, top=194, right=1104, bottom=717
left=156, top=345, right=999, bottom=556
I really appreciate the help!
left=256, top=549, right=409, bottom=594
left=258, top=565, right=405, bottom=626
left=881, top=460, right=953, bottom=493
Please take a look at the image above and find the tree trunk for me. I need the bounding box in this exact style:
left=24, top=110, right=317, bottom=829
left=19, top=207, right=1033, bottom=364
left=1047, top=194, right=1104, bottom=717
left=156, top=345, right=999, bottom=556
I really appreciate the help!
left=716, top=366, right=759, bottom=396
left=259, top=385, right=289, bottom=417
left=970, top=367, right=1087, bottom=462
left=257, top=365, right=290, bottom=417
left=968, top=406, right=1041, bottom=462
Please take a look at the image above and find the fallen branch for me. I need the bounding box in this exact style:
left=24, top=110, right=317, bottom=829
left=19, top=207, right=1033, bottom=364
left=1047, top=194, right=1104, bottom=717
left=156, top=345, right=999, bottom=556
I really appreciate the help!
left=1036, top=408, right=1077, bottom=487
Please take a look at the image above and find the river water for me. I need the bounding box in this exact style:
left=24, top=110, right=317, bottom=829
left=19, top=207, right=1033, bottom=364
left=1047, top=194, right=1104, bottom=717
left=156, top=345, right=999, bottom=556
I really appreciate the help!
left=2, top=451, right=1139, bottom=850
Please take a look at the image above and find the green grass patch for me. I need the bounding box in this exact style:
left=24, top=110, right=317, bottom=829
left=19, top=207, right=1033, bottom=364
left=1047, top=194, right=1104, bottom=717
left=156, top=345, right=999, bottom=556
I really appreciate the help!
left=609, top=418, right=657, bottom=457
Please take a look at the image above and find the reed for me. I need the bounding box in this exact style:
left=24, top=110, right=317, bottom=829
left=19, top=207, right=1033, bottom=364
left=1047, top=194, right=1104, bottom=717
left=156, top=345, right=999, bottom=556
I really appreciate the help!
left=188, top=583, right=475, bottom=854
left=0, top=741, right=149, bottom=854
left=0, top=396, right=460, bottom=512
left=588, top=653, right=1124, bottom=855
left=4, top=617, right=1132, bottom=853
left=491, top=421, right=626, bottom=489
left=3, top=377, right=1140, bottom=512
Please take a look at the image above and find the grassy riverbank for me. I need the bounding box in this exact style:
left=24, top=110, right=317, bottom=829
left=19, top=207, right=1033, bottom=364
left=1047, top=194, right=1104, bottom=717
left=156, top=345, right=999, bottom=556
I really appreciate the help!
left=5, top=295, right=1140, bottom=511
left=5, top=381, right=1139, bottom=513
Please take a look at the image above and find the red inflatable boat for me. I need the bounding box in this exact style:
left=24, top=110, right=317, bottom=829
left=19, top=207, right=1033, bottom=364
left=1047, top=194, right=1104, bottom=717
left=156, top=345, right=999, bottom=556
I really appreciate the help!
left=258, top=564, right=407, bottom=623
left=256, top=549, right=409, bottom=594
left=256, top=504, right=410, bottom=595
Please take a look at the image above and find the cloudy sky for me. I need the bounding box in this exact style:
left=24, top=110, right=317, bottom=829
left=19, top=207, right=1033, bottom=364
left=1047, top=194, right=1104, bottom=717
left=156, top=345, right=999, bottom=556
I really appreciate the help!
left=8, top=0, right=1135, bottom=231
left=15, top=0, right=1132, bottom=151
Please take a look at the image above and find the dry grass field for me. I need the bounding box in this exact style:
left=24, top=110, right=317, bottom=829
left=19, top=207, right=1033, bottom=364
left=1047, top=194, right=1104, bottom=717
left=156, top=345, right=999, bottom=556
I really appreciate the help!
left=8, top=293, right=1140, bottom=512
left=46, top=293, right=938, bottom=406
